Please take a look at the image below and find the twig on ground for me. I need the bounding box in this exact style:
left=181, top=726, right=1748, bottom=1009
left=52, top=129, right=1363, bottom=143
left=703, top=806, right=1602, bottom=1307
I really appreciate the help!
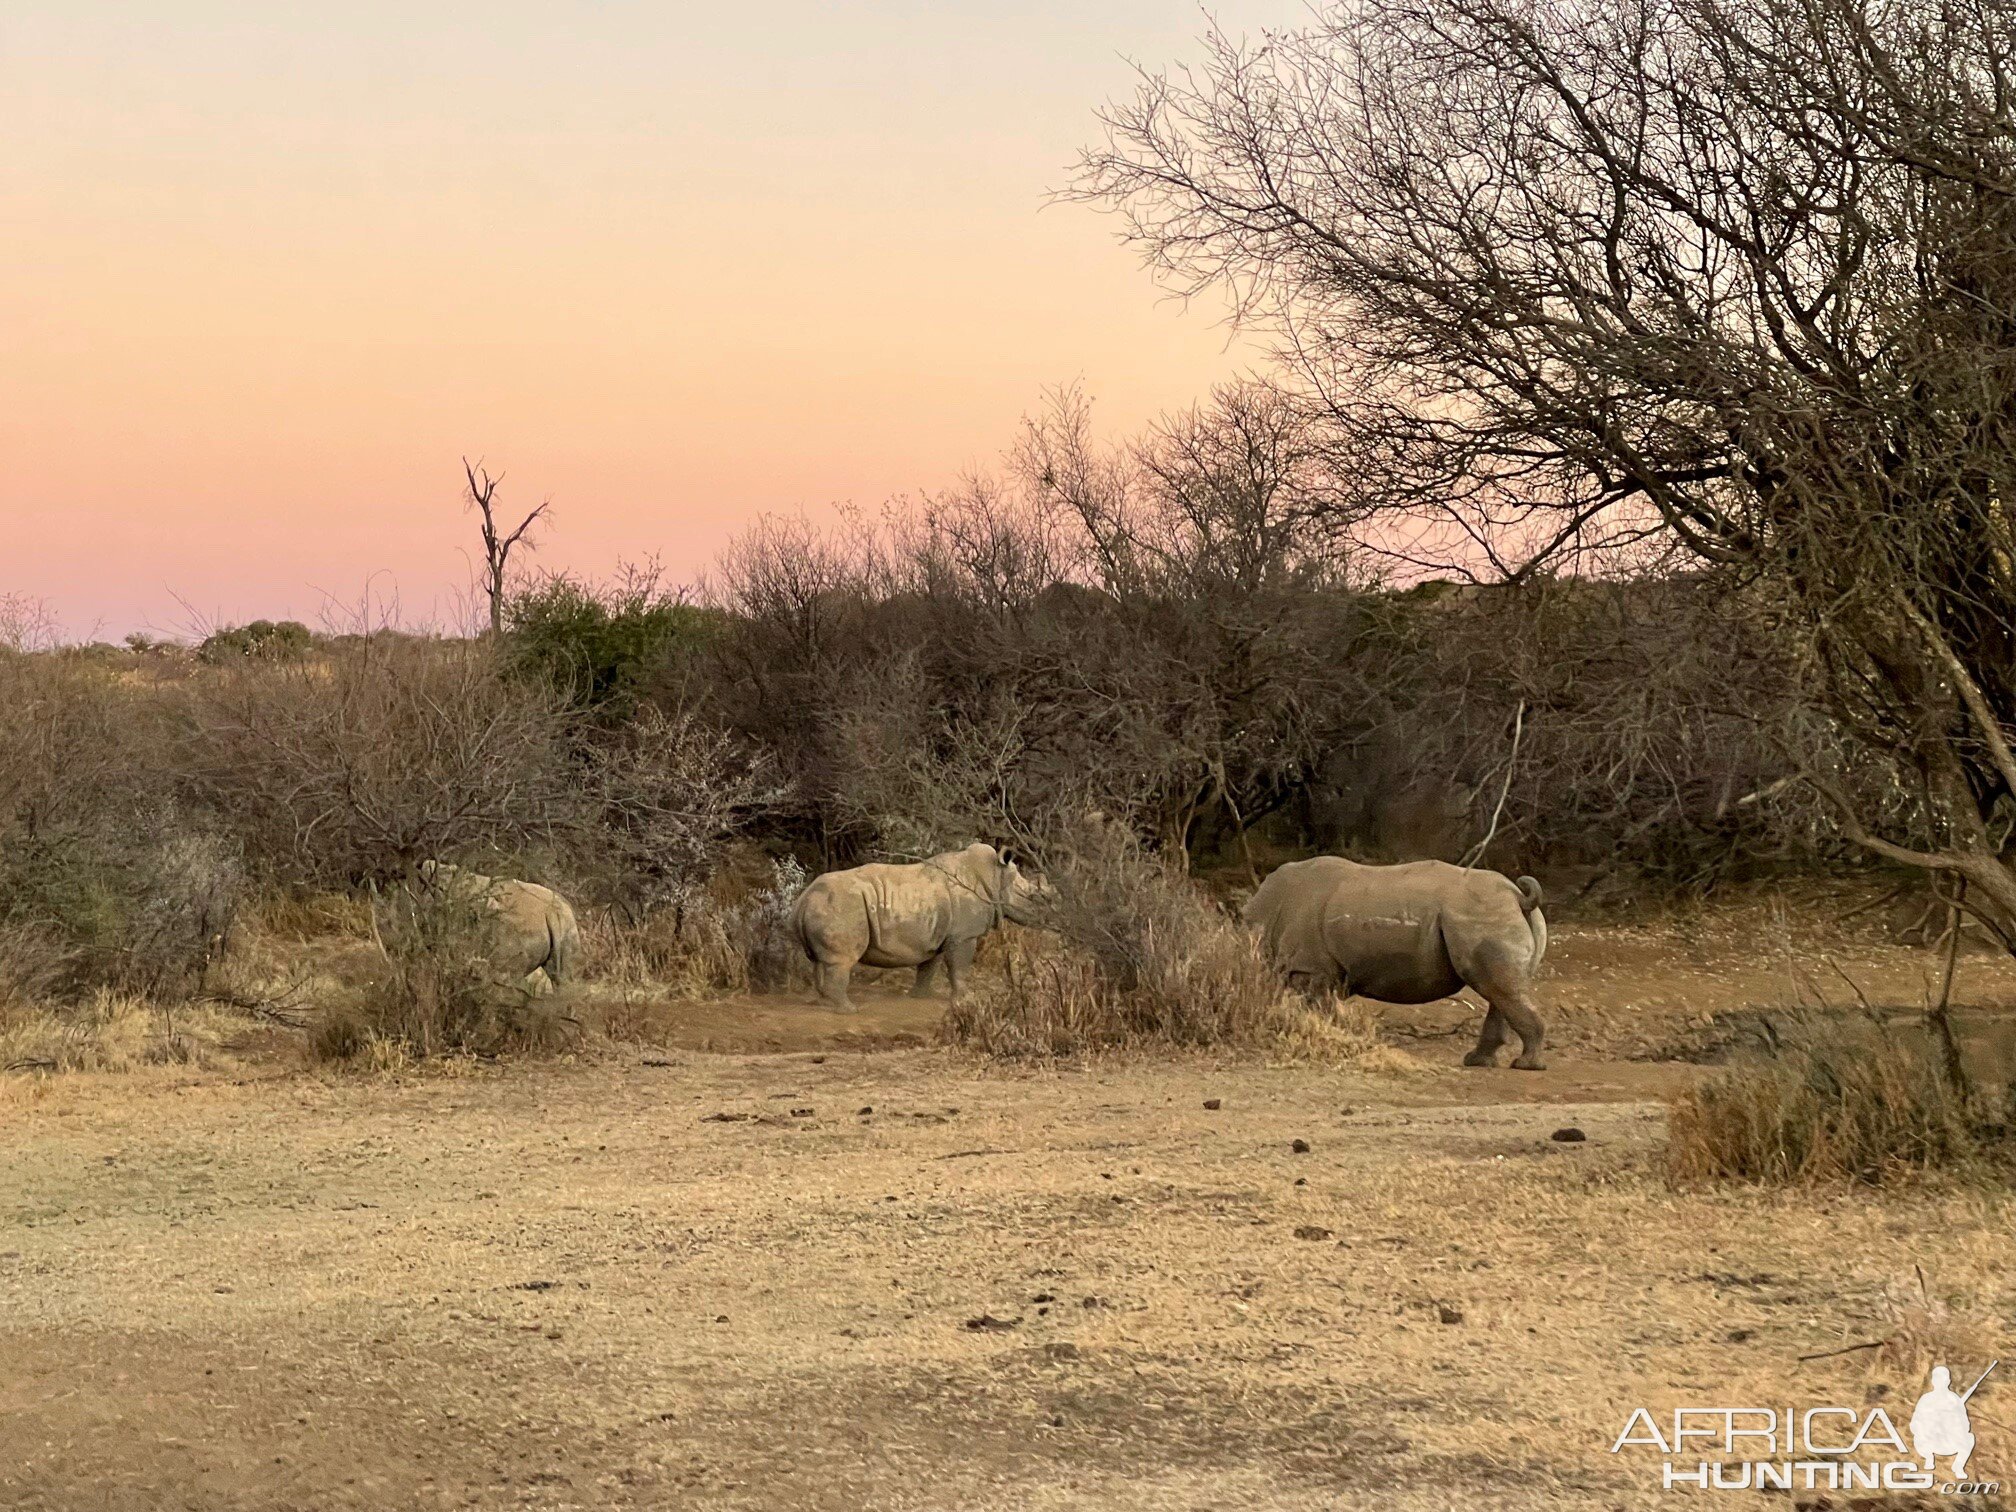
left=1798, top=1339, right=1890, bottom=1363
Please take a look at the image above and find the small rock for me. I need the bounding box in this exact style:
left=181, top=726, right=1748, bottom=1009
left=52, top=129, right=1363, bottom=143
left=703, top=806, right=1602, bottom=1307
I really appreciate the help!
left=1081, top=1295, right=1106, bottom=1309
left=701, top=1112, right=753, bottom=1123
left=1726, top=1327, right=1757, bottom=1343
left=811, top=1055, right=827, bottom=1064
left=1293, top=1225, right=1333, bottom=1241
left=963, top=1314, right=1020, bottom=1332
left=1294, top=1177, right=1307, bottom=1187
left=1032, top=1293, right=1056, bottom=1303
left=790, top=1108, right=814, bottom=1118
left=858, top=1106, right=873, bottom=1116
left=1203, top=1098, right=1222, bottom=1110
left=1550, top=1127, right=1587, bottom=1143
left=1291, top=1139, right=1311, bottom=1154
left=1438, top=1305, right=1464, bottom=1325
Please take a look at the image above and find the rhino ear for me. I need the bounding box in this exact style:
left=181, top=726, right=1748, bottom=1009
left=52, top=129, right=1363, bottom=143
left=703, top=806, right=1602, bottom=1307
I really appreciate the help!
left=997, top=845, right=1017, bottom=869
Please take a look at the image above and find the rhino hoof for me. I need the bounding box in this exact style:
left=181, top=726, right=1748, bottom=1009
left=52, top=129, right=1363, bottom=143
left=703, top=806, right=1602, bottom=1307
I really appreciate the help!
left=1510, top=1055, right=1547, bottom=1072
left=1461, top=1050, right=1499, bottom=1068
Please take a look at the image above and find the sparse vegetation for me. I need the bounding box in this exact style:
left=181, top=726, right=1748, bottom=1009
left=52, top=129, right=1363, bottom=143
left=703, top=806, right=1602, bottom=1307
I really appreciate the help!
left=314, top=881, right=579, bottom=1062
left=1666, top=1021, right=2016, bottom=1188
left=946, top=827, right=1368, bottom=1059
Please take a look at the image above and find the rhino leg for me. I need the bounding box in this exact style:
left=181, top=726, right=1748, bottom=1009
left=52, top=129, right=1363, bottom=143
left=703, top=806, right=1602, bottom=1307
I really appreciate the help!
left=1459, top=940, right=1546, bottom=1070
left=813, top=958, right=858, bottom=1012
left=911, top=955, right=940, bottom=999
left=943, top=938, right=977, bottom=999
left=1498, top=994, right=1547, bottom=1070
left=1463, top=1006, right=1509, bottom=1067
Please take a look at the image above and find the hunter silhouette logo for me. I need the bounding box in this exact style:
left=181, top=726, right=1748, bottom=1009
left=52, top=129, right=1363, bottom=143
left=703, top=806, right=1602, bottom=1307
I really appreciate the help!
left=1611, top=1360, right=2001, bottom=1495
left=1912, top=1363, right=1996, bottom=1481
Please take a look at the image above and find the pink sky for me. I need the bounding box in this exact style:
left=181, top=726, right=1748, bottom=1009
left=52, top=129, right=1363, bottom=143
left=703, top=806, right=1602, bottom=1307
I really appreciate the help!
left=2, top=3, right=1298, bottom=640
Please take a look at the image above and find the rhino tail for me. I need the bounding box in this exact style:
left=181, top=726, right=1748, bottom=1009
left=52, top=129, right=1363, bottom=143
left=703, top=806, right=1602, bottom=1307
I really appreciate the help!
left=546, top=917, right=577, bottom=985
left=1515, top=875, right=1543, bottom=914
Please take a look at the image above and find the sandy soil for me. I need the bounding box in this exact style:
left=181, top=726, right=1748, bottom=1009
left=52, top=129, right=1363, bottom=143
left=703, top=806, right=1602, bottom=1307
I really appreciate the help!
left=4, top=914, right=2014, bottom=1511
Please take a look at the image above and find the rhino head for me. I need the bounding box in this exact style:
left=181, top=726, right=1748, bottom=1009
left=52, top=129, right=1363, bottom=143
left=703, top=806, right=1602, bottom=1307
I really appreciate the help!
left=993, top=847, right=1057, bottom=928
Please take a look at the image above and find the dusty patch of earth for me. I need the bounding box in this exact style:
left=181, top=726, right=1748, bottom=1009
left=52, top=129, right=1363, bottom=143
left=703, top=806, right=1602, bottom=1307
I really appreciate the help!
left=3, top=911, right=2014, bottom=1510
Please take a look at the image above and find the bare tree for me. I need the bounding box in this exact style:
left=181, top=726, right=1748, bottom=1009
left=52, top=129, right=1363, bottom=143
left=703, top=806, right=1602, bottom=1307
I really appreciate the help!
left=1077, top=0, right=2016, bottom=945
left=464, top=459, right=551, bottom=637
left=0, top=591, right=60, bottom=654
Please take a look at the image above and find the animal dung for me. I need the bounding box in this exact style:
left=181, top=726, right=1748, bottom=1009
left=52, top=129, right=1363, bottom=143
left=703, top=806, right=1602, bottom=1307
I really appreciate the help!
left=1291, top=1138, right=1311, bottom=1154
left=1202, top=1098, right=1222, bottom=1110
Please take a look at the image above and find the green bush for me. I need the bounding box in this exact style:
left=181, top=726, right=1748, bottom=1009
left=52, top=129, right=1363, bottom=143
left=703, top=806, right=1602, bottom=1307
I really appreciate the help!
left=198, top=620, right=315, bottom=664
left=505, top=570, right=720, bottom=714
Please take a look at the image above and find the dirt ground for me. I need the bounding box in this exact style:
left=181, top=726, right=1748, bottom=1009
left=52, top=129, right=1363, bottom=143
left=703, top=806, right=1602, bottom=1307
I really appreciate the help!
left=4, top=909, right=2015, bottom=1510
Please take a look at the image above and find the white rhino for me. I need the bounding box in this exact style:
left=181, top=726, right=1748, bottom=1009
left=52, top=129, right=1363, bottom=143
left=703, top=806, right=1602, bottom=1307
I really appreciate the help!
left=1242, top=857, right=1549, bottom=1069
left=789, top=843, right=1044, bottom=1011
left=416, top=861, right=581, bottom=988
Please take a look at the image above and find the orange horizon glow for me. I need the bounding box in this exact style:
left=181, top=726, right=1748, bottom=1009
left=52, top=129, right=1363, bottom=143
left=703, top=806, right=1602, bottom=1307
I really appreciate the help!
left=2, top=3, right=1299, bottom=641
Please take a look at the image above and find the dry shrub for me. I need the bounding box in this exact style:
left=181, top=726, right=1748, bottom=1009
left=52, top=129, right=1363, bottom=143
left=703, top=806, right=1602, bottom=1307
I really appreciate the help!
left=0, top=989, right=242, bottom=1074
left=946, top=829, right=1367, bottom=1058
left=1666, top=1020, right=2016, bottom=1187
left=313, top=887, right=580, bottom=1061
left=585, top=856, right=809, bottom=1003
left=0, top=653, right=241, bottom=1002
left=246, top=890, right=376, bottom=944
left=186, top=636, right=579, bottom=886
left=575, top=705, right=772, bottom=915
left=0, top=925, right=72, bottom=1015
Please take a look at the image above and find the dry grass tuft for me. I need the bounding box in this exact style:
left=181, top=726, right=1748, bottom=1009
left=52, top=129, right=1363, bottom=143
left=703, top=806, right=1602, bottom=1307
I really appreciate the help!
left=0, top=989, right=246, bottom=1074
left=1666, top=1018, right=2016, bottom=1187
left=947, top=833, right=1393, bottom=1062
left=580, top=857, right=809, bottom=1007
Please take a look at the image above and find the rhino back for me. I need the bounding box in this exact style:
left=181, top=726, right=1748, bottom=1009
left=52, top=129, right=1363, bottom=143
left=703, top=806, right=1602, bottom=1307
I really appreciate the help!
left=794, top=863, right=955, bottom=967
left=1245, top=857, right=1355, bottom=980
left=1322, top=860, right=1533, bottom=1001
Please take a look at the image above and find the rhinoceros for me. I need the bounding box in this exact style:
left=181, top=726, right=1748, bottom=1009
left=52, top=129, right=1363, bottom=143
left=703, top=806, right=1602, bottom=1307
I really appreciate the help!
left=416, top=861, right=581, bottom=988
left=1242, top=857, right=1549, bottom=1069
left=789, top=843, right=1044, bottom=1012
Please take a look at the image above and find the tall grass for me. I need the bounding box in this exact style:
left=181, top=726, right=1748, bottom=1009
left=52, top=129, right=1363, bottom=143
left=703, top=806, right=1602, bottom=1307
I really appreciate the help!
left=1666, top=1019, right=2016, bottom=1187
